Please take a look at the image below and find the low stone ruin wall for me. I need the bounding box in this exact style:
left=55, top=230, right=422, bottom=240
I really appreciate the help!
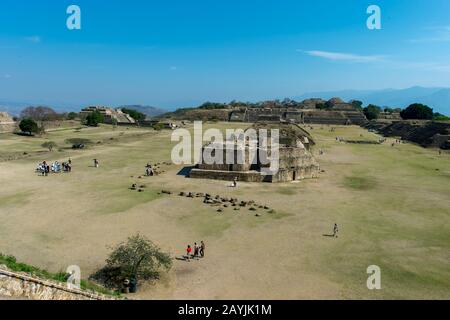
left=364, top=120, right=450, bottom=149
left=189, top=169, right=263, bottom=182
left=0, top=266, right=115, bottom=300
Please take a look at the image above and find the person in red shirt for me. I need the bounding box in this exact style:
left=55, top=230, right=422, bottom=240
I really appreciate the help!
left=186, top=245, right=192, bottom=261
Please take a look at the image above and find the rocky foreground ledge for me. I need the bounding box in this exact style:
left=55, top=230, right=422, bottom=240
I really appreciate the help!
left=0, top=265, right=117, bottom=300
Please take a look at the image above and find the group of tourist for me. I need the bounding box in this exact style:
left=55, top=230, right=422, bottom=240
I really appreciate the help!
left=185, top=241, right=206, bottom=261
left=36, top=159, right=72, bottom=176
left=391, top=139, right=403, bottom=147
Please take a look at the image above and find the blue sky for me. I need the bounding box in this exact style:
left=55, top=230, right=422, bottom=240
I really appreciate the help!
left=1, top=0, right=450, bottom=109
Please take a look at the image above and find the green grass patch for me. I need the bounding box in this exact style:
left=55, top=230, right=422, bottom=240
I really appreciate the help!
left=343, top=175, right=377, bottom=191
left=276, top=187, right=297, bottom=195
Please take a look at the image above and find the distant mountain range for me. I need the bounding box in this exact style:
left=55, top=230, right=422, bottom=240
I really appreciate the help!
left=294, top=86, right=450, bottom=115
left=0, top=101, right=167, bottom=118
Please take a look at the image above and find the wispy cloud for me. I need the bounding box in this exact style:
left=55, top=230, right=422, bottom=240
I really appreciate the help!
left=25, top=36, right=41, bottom=43
left=300, top=49, right=450, bottom=73
left=409, top=26, right=450, bottom=43
left=3, top=74, right=12, bottom=79
left=169, top=66, right=177, bottom=71
left=301, top=50, right=385, bottom=63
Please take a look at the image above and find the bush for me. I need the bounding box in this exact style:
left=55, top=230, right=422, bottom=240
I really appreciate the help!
left=432, top=113, right=450, bottom=121
left=153, top=123, right=165, bottom=131
left=67, top=112, right=79, bottom=120
left=19, top=118, right=39, bottom=136
left=363, top=104, right=382, bottom=120
left=65, top=138, right=93, bottom=149
left=400, top=103, right=433, bottom=120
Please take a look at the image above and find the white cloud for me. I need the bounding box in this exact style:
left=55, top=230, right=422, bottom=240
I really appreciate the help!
left=409, top=26, right=450, bottom=43
left=300, top=49, right=450, bottom=73
left=25, top=36, right=41, bottom=43
left=301, top=50, right=385, bottom=63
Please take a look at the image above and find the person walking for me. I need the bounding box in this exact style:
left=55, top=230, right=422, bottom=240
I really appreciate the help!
left=94, top=159, right=99, bottom=168
left=194, top=242, right=199, bottom=258
left=333, top=223, right=339, bottom=238
left=200, top=241, right=205, bottom=258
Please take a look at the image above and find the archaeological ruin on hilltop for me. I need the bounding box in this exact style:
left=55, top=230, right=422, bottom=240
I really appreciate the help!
left=80, top=106, right=137, bottom=125
left=189, top=123, right=320, bottom=183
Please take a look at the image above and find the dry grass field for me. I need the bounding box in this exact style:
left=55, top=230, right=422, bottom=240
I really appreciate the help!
left=0, top=122, right=449, bottom=299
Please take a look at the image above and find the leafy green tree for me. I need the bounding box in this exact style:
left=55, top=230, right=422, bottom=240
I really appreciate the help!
left=351, top=100, right=363, bottom=111
left=104, top=234, right=172, bottom=287
left=19, top=118, right=39, bottom=135
left=41, top=141, right=57, bottom=151
left=67, top=112, right=78, bottom=120
left=400, top=104, right=433, bottom=120
left=363, top=104, right=382, bottom=120
left=85, top=110, right=104, bottom=127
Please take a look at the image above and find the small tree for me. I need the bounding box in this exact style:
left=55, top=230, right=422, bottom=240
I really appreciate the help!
left=19, top=119, right=39, bottom=136
left=104, top=234, right=172, bottom=287
left=85, top=110, right=104, bottom=127
left=42, top=141, right=57, bottom=151
left=400, top=103, right=433, bottom=120
left=363, top=104, right=382, bottom=120
left=67, top=112, right=79, bottom=120
left=351, top=100, right=363, bottom=111
left=153, top=123, right=165, bottom=131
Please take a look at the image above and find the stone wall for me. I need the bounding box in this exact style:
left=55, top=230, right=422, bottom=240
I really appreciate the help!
left=0, top=266, right=115, bottom=300
left=364, top=120, right=450, bottom=149
left=189, top=169, right=263, bottom=182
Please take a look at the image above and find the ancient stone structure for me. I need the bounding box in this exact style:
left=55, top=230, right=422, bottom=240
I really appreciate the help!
left=0, top=266, right=115, bottom=300
left=364, top=120, right=450, bottom=150
left=228, top=98, right=368, bottom=125
left=80, top=106, right=136, bottom=125
left=189, top=123, right=320, bottom=183
left=0, top=112, right=16, bottom=133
